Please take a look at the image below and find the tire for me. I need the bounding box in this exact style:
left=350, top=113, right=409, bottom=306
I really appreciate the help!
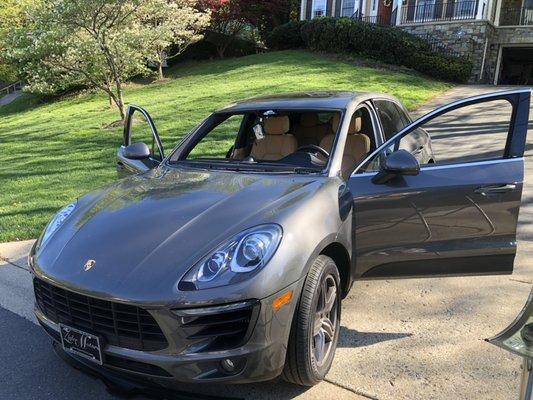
left=282, top=255, right=342, bottom=386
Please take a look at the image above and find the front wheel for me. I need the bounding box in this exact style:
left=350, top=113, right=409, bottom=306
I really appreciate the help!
left=282, top=255, right=341, bottom=386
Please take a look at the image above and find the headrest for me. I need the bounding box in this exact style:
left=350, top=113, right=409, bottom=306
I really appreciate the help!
left=329, top=113, right=361, bottom=134
left=330, top=113, right=341, bottom=131
left=300, top=113, right=319, bottom=127
left=264, top=116, right=290, bottom=135
left=348, top=116, right=362, bottom=135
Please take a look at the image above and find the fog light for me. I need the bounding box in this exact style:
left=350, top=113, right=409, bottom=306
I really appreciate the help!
left=220, top=358, right=236, bottom=373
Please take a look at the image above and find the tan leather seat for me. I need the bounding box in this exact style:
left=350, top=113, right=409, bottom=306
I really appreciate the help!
left=292, top=113, right=329, bottom=147
left=250, top=116, right=298, bottom=160
left=320, top=114, right=371, bottom=178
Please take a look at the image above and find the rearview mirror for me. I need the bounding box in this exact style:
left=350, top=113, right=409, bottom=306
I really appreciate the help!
left=123, top=142, right=150, bottom=160
left=372, top=149, right=420, bottom=184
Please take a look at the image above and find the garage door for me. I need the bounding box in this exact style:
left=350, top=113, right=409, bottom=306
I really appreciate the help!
left=498, top=47, right=533, bottom=85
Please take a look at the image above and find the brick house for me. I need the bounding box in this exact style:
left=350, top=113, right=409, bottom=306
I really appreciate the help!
left=300, top=0, right=533, bottom=84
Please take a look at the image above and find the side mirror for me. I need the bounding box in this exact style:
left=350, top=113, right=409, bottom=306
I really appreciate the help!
left=123, top=142, right=150, bottom=160
left=372, top=149, right=420, bottom=184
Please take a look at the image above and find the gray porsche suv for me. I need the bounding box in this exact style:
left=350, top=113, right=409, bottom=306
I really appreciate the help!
left=30, top=89, right=531, bottom=388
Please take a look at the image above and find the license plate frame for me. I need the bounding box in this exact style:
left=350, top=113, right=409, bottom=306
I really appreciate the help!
left=59, top=324, right=104, bottom=365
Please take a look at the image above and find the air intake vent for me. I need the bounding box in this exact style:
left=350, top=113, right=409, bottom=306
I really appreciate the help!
left=173, top=301, right=260, bottom=353
left=34, top=278, right=168, bottom=351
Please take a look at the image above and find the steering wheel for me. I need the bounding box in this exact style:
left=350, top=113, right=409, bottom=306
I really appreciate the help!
left=296, top=144, right=330, bottom=158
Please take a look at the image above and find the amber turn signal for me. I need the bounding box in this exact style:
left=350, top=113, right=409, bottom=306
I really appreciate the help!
left=273, top=290, right=293, bottom=311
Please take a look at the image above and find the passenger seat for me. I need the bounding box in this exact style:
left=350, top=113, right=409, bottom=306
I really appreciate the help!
left=319, top=114, right=371, bottom=179
left=250, top=116, right=298, bottom=160
left=292, top=113, right=329, bottom=147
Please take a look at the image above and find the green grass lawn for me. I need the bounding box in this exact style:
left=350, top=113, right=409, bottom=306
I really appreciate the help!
left=0, top=50, right=452, bottom=242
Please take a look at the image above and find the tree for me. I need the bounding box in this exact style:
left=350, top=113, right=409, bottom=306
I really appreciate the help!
left=239, top=0, right=291, bottom=36
left=198, top=0, right=247, bottom=59
left=6, top=0, right=148, bottom=122
left=0, top=0, right=33, bottom=83
left=139, top=0, right=210, bottom=80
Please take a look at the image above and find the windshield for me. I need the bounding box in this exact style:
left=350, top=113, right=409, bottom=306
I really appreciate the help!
left=168, top=109, right=342, bottom=173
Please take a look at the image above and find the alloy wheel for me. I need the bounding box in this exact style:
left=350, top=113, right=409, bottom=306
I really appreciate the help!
left=311, top=273, right=338, bottom=367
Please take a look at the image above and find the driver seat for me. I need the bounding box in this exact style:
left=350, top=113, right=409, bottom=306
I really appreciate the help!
left=250, top=116, right=298, bottom=160
left=319, top=114, right=371, bottom=178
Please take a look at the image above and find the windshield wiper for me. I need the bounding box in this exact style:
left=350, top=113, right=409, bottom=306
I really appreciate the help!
left=171, top=160, right=320, bottom=174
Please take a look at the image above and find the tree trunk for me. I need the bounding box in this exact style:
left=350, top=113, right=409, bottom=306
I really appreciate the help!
left=98, top=41, right=126, bottom=122
left=158, top=61, right=164, bottom=80
left=216, top=44, right=226, bottom=59
left=105, top=90, right=125, bottom=122
left=115, top=81, right=126, bottom=122
left=107, top=78, right=126, bottom=122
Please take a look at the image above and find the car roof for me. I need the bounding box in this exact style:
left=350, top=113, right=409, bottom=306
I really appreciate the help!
left=216, top=91, right=401, bottom=113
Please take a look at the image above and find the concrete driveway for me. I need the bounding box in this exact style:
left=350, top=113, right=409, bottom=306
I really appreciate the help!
left=1, top=85, right=532, bottom=400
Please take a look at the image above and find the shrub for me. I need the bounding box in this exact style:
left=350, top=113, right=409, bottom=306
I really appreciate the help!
left=171, top=33, right=260, bottom=63
left=413, top=52, right=473, bottom=83
left=268, top=17, right=473, bottom=83
left=266, top=21, right=306, bottom=50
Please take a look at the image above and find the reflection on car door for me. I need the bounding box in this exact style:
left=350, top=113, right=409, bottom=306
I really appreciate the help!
left=348, top=89, right=530, bottom=279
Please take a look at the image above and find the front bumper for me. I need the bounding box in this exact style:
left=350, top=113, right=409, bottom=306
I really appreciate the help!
left=35, top=279, right=302, bottom=385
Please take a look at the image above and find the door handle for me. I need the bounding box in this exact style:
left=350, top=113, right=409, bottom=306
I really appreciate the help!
left=474, top=184, right=517, bottom=195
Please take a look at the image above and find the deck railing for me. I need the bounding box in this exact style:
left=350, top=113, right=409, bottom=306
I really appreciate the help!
left=413, top=32, right=469, bottom=58
left=401, top=0, right=479, bottom=23
left=499, top=5, right=533, bottom=26
left=351, top=8, right=398, bottom=26
left=0, top=81, right=23, bottom=96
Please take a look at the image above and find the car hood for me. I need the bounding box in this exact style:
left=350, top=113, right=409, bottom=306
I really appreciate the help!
left=34, top=166, right=319, bottom=303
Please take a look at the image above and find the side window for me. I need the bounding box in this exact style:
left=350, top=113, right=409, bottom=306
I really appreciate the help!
left=375, top=100, right=408, bottom=140
left=187, top=115, right=244, bottom=159
left=420, top=99, right=512, bottom=165
left=393, top=103, right=411, bottom=126
left=361, top=98, right=514, bottom=172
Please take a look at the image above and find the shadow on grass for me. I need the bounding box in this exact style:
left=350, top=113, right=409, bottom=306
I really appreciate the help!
left=0, top=93, right=51, bottom=117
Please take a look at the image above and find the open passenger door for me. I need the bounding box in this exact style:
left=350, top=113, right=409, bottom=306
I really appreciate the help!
left=348, top=89, right=531, bottom=279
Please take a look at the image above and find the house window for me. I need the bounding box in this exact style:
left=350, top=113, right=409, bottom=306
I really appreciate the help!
left=414, top=0, right=436, bottom=20
left=312, top=0, right=327, bottom=18
left=341, top=0, right=357, bottom=16
left=372, top=0, right=377, bottom=11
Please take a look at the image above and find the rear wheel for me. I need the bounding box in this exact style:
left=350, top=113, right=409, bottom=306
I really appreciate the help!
left=282, top=255, right=341, bottom=386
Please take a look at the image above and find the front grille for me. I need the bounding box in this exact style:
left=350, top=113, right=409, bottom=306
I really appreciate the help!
left=174, top=301, right=260, bottom=353
left=34, top=278, right=168, bottom=351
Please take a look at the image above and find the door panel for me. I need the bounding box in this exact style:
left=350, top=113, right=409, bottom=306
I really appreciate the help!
left=350, top=159, right=523, bottom=278
left=349, top=89, right=530, bottom=279
left=117, top=105, right=163, bottom=177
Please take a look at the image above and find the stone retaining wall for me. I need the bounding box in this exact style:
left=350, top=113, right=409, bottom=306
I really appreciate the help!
left=400, top=21, right=492, bottom=82
left=400, top=21, right=533, bottom=83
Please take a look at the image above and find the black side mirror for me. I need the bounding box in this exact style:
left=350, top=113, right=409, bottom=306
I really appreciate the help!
left=372, top=149, right=420, bottom=184
left=123, top=142, right=150, bottom=160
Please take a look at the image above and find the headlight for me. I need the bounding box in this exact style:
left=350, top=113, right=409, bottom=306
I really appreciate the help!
left=41, top=202, right=77, bottom=245
left=179, top=224, right=282, bottom=290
